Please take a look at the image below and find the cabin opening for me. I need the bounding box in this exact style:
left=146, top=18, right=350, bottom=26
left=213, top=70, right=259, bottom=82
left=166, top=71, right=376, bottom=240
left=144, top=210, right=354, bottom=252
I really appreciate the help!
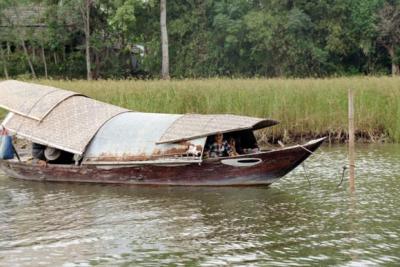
left=204, top=130, right=260, bottom=159
left=31, top=143, right=75, bottom=165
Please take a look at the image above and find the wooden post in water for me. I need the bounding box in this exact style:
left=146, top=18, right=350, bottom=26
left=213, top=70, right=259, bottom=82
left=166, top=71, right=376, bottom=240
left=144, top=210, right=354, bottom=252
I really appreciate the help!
left=348, top=88, right=355, bottom=192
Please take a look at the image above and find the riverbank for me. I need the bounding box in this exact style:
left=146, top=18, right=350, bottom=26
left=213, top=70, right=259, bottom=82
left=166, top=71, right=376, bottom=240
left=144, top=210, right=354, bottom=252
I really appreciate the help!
left=1, top=77, right=399, bottom=143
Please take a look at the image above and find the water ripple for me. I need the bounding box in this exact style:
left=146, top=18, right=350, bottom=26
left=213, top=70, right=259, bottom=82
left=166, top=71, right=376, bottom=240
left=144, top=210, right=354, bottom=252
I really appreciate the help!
left=0, top=144, right=400, bottom=266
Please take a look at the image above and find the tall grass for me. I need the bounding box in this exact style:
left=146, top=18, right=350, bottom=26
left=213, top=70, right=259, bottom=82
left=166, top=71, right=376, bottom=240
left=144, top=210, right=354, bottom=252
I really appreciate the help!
left=2, top=77, right=400, bottom=142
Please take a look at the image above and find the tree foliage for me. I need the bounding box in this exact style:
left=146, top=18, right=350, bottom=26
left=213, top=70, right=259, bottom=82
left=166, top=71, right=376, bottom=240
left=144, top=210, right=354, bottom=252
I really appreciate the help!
left=0, top=0, right=399, bottom=78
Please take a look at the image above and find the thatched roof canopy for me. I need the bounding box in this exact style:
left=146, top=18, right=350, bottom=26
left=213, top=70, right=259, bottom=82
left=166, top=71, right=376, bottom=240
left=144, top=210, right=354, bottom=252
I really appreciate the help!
left=158, top=114, right=278, bottom=144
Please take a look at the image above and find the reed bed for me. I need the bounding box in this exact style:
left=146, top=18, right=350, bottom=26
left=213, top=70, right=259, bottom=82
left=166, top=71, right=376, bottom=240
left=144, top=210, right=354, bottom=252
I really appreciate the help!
left=1, top=77, right=400, bottom=143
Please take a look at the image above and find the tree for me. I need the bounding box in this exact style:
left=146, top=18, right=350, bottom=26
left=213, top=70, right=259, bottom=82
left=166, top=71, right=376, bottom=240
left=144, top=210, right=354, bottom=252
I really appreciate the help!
left=160, top=0, right=169, bottom=79
left=0, top=46, right=9, bottom=78
left=0, top=0, right=398, bottom=78
left=9, top=1, right=37, bottom=78
left=79, top=0, right=92, bottom=80
left=377, top=1, right=400, bottom=75
left=38, top=31, right=48, bottom=79
left=349, top=0, right=383, bottom=73
left=0, top=0, right=10, bottom=78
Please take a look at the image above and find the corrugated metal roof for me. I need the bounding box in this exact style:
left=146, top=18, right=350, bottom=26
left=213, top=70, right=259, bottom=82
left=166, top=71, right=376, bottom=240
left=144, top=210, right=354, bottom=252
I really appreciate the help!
left=0, top=80, right=81, bottom=121
left=83, top=112, right=206, bottom=163
left=4, top=96, right=128, bottom=155
left=158, top=114, right=278, bottom=144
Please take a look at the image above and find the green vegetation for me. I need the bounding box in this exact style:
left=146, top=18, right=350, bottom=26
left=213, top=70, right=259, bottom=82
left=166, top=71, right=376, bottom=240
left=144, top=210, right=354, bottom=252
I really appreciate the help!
left=2, top=77, right=386, bottom=143
left=0, top=109, right=5, bottom=121
left=1, top=2, right=399, bottom=143
left=1, top=1, right=400, bottom=79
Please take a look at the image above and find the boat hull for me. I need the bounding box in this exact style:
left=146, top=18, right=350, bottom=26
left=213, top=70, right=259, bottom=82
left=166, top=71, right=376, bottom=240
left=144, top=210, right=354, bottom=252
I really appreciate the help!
left=0, top=138, right=325, bottom=186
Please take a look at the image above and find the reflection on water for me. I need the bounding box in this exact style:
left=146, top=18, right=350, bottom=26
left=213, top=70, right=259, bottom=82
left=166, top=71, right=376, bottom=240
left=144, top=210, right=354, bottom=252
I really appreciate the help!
left=1, top=144, right=400, bottom=266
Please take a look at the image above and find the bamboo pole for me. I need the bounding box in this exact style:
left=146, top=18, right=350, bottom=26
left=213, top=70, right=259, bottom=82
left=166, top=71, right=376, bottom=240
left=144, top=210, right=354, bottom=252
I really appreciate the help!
left=348, top=88, right=355, bottom=192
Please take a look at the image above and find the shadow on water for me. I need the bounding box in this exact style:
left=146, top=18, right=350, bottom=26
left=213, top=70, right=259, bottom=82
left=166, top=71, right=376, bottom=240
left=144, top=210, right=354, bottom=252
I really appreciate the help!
left=1, top=144, right=400, bottom=266
left=0, top=177, right=314, bottom=266
left=0, top=179, right=309, bottom=230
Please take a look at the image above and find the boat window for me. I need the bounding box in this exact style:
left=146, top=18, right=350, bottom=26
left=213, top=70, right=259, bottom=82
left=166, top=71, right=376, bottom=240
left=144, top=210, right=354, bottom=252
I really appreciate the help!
left=204, top=130, right=259, bottom=158
left=31, top=143, right=75, bottom=165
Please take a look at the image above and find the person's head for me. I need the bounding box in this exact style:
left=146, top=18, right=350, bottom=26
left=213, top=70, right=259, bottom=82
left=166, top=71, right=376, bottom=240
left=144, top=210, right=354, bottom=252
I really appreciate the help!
left=215, top=132, right=223, bottom=143
left=229, top=137, right=236, bottom=146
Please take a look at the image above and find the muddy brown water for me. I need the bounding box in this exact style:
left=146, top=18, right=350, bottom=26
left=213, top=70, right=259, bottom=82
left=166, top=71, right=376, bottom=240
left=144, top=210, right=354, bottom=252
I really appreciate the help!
left=0, top=144, right=399, bottom=266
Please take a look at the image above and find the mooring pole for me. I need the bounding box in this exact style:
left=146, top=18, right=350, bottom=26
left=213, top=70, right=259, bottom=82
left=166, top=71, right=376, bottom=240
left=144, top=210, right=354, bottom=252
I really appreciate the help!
left=348, top=88, right=355, bottom=192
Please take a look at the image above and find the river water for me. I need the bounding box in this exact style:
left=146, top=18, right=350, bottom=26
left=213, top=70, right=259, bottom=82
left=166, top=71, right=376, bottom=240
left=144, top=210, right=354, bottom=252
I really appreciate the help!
left=0, top=144, right=399, bottom=266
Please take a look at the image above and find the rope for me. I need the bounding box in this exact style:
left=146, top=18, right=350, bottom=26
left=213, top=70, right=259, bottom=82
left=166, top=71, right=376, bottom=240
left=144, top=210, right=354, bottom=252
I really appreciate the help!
left=302, top=163, right=311, bottom=186
left=297, top=142, right=354, bottom=189
left=298, top=143, right=315, bottom=154
left=297, top=144, right=314, bottom=186
left=337, top=166, right=347, bottom=187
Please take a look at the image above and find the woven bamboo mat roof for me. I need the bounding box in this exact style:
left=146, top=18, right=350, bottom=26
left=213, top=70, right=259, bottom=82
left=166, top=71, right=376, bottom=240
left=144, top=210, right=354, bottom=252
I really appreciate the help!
left=4, top=96, right=128, bottom=155
left=0, top=80, right=80, bottom=121
left=158, top=114, right=278, bottom=144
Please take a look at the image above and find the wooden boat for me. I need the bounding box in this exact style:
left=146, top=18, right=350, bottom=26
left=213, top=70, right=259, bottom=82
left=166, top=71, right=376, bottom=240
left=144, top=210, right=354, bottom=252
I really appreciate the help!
left=0, top=80, right=325, bottom=186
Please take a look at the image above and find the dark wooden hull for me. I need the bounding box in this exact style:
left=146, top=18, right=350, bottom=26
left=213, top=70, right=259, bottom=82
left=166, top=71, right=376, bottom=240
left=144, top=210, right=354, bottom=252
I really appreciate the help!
left=0, top=138, right=325, bottom=186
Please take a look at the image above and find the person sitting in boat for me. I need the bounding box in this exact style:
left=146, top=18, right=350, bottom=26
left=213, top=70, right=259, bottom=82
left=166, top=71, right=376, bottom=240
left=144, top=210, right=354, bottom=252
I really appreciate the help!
left=208, top=132, right=234, bottom=158
left=32, top=143, right=47, bottom=166
left=228, top=137, right=239, bottom=157
left=32, top=143, right=45, bottom=160
left=32, top=143, right=74, bottom=165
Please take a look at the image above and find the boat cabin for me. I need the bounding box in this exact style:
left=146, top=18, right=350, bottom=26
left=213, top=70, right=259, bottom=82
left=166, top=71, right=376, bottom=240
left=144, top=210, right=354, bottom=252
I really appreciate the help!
left=0, top=80, right=326, bottom=186
left=0, top=80, right=278, bottom=166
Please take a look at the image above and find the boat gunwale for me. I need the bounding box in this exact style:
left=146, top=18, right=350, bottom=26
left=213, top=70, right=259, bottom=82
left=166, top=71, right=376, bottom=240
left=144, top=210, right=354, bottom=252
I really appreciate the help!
left=1, top=137, right=325, bottom=167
